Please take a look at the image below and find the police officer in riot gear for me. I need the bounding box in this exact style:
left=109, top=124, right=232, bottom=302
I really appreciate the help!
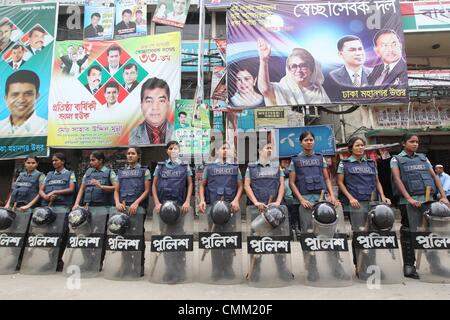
left=73, top=151, right=119, bottom=270
left=337, top=137, right=391, bottom=280
left=391, top=133, right=450, bottom=279
left=5, top=156, right=45, bottom=212
left=199, top=142, right=243, bottom=281
left=113, top=147, right=150, bottom=277
left=152, top=140, right=193, bottom=283
left=288, top=131, right=342, bottom=281
left=244, top=142, right=291, bottom=281
left=38, top=152, right=77, bottom=271
left=280, top=157, right=301, bottom=240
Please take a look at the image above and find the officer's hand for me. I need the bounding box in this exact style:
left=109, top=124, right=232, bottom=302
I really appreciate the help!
left=72, top=204, right=80, bottom=210
left=154, top=203, right=162, bottom=214
left=439, top=197, right=450, bottom=208
left=255, top=201, right=267, bottom=211
left=19, top=205, right=30, bottom=212
left=115, top=203, right=126, bottom=212
left=407, top=198, right=422, bottom=208
left=231, top=200, right=240, bottom=213
left=381, top=196, right=391, bottom=205
left=199, top=201, right=206, bottom=214
left=349, top=198, right=360, bottom=209
left=129, top=202, right=139, bottom=216
left=300, top=198, right=313, bottom=209
left=91, top=179, right=102, bottom=188
left=330, top=197, right=341, bottom=208
left=181, top=201, right=190, bottom=214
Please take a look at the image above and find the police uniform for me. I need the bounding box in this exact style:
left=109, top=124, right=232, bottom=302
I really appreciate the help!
left=245, top=160, right=290, bottom=281
left=154, top=158, right=192, bottom=283
left=42, top=168, right=77, bottom=271
left=204, top=159, right=241, bottom=280
left=391, top=151, right=436, bottom=277
left=10, top=170, right=45, bottom=209
left=337, top=155, right=377, bottom=277
left=282, top=167, right=300, bottom=239
left=116, top=163, right=151, bottom=276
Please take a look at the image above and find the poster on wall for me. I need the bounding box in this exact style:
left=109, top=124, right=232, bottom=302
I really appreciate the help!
left=49, top=32, right=181, bottom=147
left=114, top=0, right=148, bottom=39
left=152, top=0, right=191, bottom=29
left=0, top=2, right=57, bottom=159
left=84, top=1, right=115, bottom=40
left=227, top=0, right=409, bottom=109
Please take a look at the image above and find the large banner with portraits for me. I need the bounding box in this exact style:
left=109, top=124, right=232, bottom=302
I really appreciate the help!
left=227, top=0, right=409, bottom=109
left=48, top=32, right=181, bottom=147
left=0, top=2, right=57, bottom=159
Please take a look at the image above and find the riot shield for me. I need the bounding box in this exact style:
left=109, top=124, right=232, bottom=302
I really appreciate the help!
left=0, top=208, right=32, bottom=274
left=246, top=205, right=293, bottom=288
left=198, top=204, right=242, bottom=284
left=20, top=206, right=68, bottom=275
left=149, top=205, right=194, bottom=284
left=300, top=204, right=353, bottom=287
left=103, top=207, right=146, bottom=280
left=409, top=202, right=450, bottom=283
left=351, top=202, right=402, bottom=284
left=63, top=206, right=109, bottom=278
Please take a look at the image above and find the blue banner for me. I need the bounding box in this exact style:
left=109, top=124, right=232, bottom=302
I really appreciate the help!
left=278, top=125, right=336, bottom=157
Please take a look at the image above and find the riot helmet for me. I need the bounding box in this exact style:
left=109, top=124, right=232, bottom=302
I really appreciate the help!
left=369, top=203, right=395, bottom=231
left=210, top=200, right=232, bottom=225
left=0, top=208, right=16, bottom=230
left=312, top=202, right=337, bottom=224
left=160, top=201, right=181, bottom=225
left=31, top=206, right=56, bottom=227
left=68, top=207, right=91, bottom=229
left=107, top=213, right=130, bottom=235
left=423, top=201, right=450, bottom=218
left=264, top=204, right=286, bottom=228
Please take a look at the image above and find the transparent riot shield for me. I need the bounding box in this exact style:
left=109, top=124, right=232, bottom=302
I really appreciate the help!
left=300, top=204, right=353, bottom=287
left=149, top=206, right=194, bottom=284
left=63, top=206, right=109, bottom=278
left=351, top=202, right=402, bottom=284
left=408, top=203, right=450, bottom=283
left=21, top=206, right=68, bottom=275
left=0, top=209, right=32, bottom=274
left=246, top=205, right=293, bottom=288
left=198, top=205, right=242, bottom=284
left=104, top=207, right=146, bottom=280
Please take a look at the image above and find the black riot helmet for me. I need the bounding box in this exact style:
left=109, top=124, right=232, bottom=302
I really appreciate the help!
left=0, top=208, right=16, bottom=230
left=369, top=204, right=395, bottom=231
left=423, top=201, right=450, bottom=218
left=31, top=206, right=56, bottom=227
left=160, top=201, right=181, bottom=225
left=312, top=202, right=337, bottom=224
left=264, top=204, right=286, bottom=228
left=107, top=213, right=130, bottom=235
left=68, top=207, right=91, bottom=229
left=211, top=200, right=232, bottom=225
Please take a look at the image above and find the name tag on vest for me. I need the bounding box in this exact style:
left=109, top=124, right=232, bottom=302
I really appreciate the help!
left=160, top=171, right=182, bottom=178
left=48, top=179, right=66, bottom=185
left=120, top=170, right=142, bottom=178
left=348, top=167, right=375, bottom=174
left=404, top=164, right=427, bottom=171
left=16, top=182, right=32, bottom=187
left=299, top=159, right=320, bottom=166
left=212, top=168, right=235, bottom=175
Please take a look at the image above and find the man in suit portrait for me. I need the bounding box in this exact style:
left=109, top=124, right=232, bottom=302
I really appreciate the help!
left=84, top=65, right=102, bottom=94
left=84, top=12, right=104, bottom=38
left=26, top=26, right=46, bottom=55
left=105, top=45, right=122, bottom=75
left=0, top=19, right=14, bottom=53
left=60, top=45, right=89, bottom=76
left=367, top=29, right=408, bottom=86
left=122, top=63, right=139, bottom=92
left=8, top=44, right=27, bottom=69
left=115, top=9, right=136, bottom=36
left=329, top=35, right=372, bottom=88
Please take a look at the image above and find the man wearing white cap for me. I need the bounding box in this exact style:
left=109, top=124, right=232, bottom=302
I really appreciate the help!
left=435, top=164, right=450, bottom=201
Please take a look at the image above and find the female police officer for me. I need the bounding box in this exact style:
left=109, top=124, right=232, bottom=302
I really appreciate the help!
left=152, top=140, right=193, bottom=283
left=391, top=133, right=450, bottom=279
left=336, top=137, right=390, bottom=279
left=39, top=152, right=77, bottom=271
left=199, top=142, right=243, bottom=281
left=5, top=156, right=45, bottom=212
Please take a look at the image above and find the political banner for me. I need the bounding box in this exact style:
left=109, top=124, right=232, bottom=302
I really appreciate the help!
left=152, top=0, right=191, bottom=29
left=173, top=99, right=211, bottom=158
left=84, top=2, right=115, bottom=40
left=227, top=0, right=409, bottom=108
left=254, top=106, right=288, bottom=128
left=48, top=32, right=181, bottom=147
left=0, top=2, right=57, bottom=159
left=114, top=0, right=147, bottom=39
left=277, top=125, right=336, bottom=157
